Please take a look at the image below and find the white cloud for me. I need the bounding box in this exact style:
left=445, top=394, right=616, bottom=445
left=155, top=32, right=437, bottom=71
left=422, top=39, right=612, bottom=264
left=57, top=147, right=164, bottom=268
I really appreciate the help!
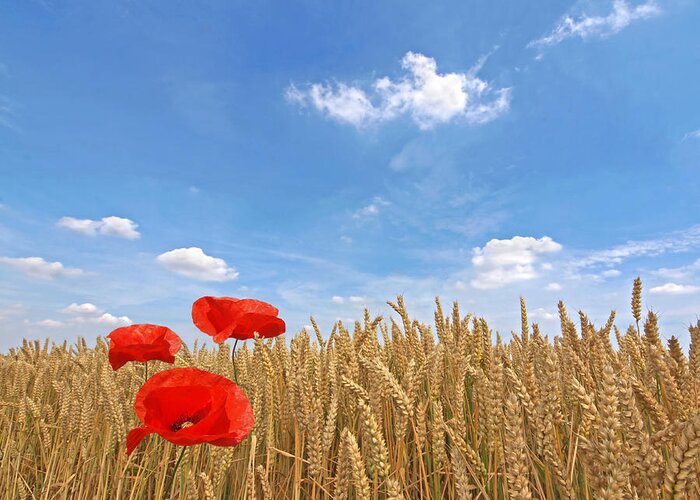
left=332, top=296, right=345, bottom=304
left=287, top=51, right=511, bottom=130
left=546, top=282, right=562, bottom=291
left=0, top=256, right=83, bottom=279
left=353, top=196, right=390, bottom=219
left=62, top=302, right=100, bottom=315
left=99, top=217, right=140, bottom=239
left=471, top=236, right=563, bottom=289
left=287, top=83, right=380, bottom=127
left=682, top=129, right=700, bottom=141
left=649, top=283, right=700, bottom=295
left=93, top=313, right=133, bottom=325
left=156, top=247, right=239, bottom=281
left=57, top=216, right=140, bottom=239
left=57, top=217, right=99, bottom=235
left=349, top=296, right=366, bottom=304
left=35, top=302, right=133, bottom=328
left=530, top=308, right=558, bottom=321
left=61, top=302, right=132, bottom=326
left=530, top=0, right=661, bottom=48
left=601, top=269, right=622, bottom=278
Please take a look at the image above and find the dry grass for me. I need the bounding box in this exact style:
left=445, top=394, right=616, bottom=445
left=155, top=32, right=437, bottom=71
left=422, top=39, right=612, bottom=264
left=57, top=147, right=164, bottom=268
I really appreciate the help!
left=2, top=281, right=700, bottom=499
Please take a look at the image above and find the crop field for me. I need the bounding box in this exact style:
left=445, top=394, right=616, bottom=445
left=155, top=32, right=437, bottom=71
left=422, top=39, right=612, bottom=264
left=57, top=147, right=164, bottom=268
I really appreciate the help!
left=2, top=281, right=700, bottom=499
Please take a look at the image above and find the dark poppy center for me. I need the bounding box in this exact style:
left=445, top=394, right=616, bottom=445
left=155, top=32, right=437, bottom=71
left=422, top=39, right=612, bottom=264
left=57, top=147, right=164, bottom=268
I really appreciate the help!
left=171, top=414, right=203, bottom=432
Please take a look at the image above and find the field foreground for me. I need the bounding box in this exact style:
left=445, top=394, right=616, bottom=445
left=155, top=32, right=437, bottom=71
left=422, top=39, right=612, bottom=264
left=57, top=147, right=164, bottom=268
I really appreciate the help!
left=2, top=290, right=700, bottom=499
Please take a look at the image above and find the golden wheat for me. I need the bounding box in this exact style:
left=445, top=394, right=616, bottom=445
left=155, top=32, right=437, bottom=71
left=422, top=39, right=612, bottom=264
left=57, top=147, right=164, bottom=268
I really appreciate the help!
left=1, top=281, right=700, bottom=498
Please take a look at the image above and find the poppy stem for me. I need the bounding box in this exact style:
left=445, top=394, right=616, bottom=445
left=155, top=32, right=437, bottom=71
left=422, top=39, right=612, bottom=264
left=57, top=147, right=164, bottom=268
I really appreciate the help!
left=163, top=446, right=186, bottom=500
left=231, top=339, right=239, bottom=383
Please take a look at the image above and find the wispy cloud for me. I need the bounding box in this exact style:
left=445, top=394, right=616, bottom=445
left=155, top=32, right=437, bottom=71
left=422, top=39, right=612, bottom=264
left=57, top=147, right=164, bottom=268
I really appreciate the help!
left=0, top=303, right=26, bottom=320
left=682, top=129, right=700, bottom=141
left=287, top=52, right=511, bottom=130
left=573, top=225, right=700, bottom=270
left=471, top=236, right=563, bottom=289
left=156, top=247, right=239, bottom=281
left=331, top=295, right=366, bottom=305
left=529, top=0, right=661, bottom=48
left=653, top=258, right=700, bottom=281
left=352, top=196, right=390, bottom=220
left=0, top=95, right=20, bottom=132
left=57, top=216, right=140, bottom=239
left=0, top=256, right=83, bottom=279
left=35, top=319, right=65, bottom=328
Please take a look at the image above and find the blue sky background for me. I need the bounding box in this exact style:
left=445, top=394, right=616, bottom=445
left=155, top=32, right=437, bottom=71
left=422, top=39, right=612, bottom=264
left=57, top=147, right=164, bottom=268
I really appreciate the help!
left=1, top=0, right=699, bottom=350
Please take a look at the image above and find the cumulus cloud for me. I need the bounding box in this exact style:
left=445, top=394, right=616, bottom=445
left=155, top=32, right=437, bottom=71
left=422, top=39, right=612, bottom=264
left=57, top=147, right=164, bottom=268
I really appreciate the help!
left=287, top=52, right=511, bottom=130
left=156, top=247, right=239, bottom=281
left=0, top=256, right=83, bottom=279
left=649, top=283, right=700, bottom=295
left=471, top=236, right=562, bottom=289
left=546, top=282, right=562, bottom=291
left=530, top=308, right=558, bottom=321
left=36, top=302, right=131, bottom=329
left=88, top=313, right=133, bottom=325
left=529, top=0, right=661, bottom=48
left=62, top=302, right=101, bottom=315
left=57, top=216, right=140, bottom=239
left=331, top=296, right=345, bottom=304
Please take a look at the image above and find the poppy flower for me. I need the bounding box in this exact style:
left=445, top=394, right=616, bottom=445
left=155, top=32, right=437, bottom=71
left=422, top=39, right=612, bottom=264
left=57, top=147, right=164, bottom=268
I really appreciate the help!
left=126, top=367, right=254, bottom=455
left=106, top=324, right=182, bottom=370
left=192, top=296, right=286, bottom=343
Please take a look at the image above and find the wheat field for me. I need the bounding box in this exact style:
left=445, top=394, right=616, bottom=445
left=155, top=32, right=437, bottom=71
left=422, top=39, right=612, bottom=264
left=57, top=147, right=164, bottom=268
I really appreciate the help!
left=2, top=280, right=700, bottom=499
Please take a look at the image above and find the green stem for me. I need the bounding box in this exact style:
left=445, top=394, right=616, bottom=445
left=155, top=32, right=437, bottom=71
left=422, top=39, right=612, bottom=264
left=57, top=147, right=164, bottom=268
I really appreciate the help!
left=163, top=447, right=186, bottom=500
left=232, top=339, right=239, bottom=384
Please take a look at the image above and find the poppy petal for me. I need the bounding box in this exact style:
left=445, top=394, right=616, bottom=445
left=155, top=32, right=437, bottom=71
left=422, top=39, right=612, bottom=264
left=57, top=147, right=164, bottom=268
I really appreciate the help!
left=233, top=313, right=286, bottom=339
left=192, top=296, right=285, bottom=342
left=129, top=367, right=254, bottom=451
left=106, top=324, right=182, bottom=371
left=126, top=426, right=154, bottom=455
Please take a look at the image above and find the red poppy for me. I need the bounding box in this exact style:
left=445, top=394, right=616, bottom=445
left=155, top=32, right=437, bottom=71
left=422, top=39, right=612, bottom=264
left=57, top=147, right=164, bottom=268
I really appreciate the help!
left=192, top=296, right=286, bottom=343
left=106, top=324, right=182, bottom=370
left=126, top=367, right=254, bottom=455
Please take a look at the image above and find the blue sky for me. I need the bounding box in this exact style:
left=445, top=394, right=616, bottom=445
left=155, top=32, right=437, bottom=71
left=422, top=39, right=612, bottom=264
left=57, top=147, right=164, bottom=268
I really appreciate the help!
left=1, top=0, right=699, bottom=350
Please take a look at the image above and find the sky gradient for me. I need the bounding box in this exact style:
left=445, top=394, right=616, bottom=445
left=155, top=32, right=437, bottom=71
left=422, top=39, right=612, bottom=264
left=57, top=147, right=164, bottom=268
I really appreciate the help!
left=1, top=0, right=699, bottom=350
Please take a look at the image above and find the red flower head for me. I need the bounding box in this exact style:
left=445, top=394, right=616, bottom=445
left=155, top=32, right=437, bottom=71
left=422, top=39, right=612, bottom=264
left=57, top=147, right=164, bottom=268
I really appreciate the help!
left=106, top=324, right=182, bottom=371
left=192, top=296, right=286, bottom=343
left=126, top=367, right=254, bottom=455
